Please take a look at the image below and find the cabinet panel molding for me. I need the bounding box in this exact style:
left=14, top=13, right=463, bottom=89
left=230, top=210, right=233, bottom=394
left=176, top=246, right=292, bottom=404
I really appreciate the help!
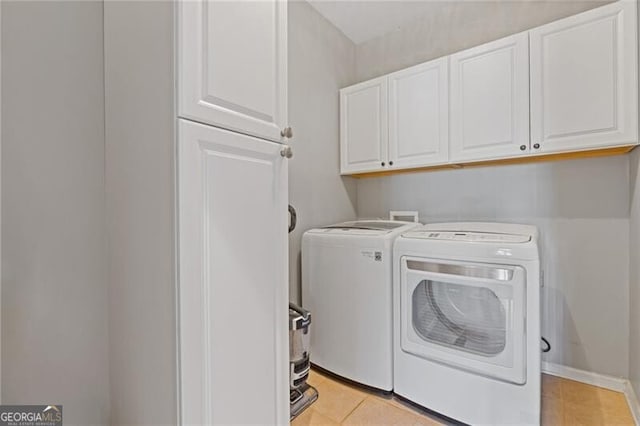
left=178, top=120, right=288, bottom=425
left=530, top=0, right=638, bottom=152
left=178, top=0, right=288, bottom=142
left=388, top=58, right=449, bottom=168
left=340, top=77, right=389, bottom=174
left=450, top=32, right=530, bottom=162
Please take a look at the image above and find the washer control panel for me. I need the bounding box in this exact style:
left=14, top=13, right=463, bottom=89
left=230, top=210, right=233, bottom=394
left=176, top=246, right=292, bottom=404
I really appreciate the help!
left=410, top=231, right=530, bottom=243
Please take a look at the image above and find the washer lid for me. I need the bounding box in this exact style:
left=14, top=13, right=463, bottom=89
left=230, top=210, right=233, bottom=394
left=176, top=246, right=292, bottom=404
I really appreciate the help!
left=323, top=220, right=409, bottom=232
left=404, top=230, right=531, bottom=243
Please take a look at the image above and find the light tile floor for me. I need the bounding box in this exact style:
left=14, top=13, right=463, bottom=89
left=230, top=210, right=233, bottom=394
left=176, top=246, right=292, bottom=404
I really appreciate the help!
left=291, top=368, right=636, bottom=426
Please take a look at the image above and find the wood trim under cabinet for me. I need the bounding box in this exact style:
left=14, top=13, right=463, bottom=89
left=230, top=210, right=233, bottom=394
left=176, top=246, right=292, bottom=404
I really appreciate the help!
left=348, top=145, right=636, bottom=178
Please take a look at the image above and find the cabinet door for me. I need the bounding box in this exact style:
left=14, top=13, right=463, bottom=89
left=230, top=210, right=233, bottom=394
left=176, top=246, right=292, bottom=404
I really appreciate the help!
left=178, top=0, right=288, bottom=142
left=388, top=58, right=449, bottom=169
left=340, top=77, right=388, bottom=174
left=450, top=33, right=530, bottom=162
left=530, top=1, right=638, bottom=153
left=178, top=119, right=288, bottom=425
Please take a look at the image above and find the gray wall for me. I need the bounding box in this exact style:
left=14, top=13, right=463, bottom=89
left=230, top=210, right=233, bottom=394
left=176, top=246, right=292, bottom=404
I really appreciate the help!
left=104, top=1, right=177, bottom=425
left=1, top=2, right=110, bottom=424
left=353, top=2, right=629, bottom=378
left=630, top=140, right=640, bottom=399
left=288, top=1, right=358, bottom=303
left=628, top=1, right=640, bottom=404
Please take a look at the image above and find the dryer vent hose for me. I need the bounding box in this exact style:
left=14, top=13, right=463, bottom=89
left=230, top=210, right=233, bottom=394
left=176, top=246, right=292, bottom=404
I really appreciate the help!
left=541, top=337, right=551, bottom=353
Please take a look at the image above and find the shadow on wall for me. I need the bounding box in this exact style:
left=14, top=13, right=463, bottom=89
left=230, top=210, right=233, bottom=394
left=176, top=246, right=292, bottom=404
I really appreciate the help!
left=542, top=285, right=588, bottom=370
left=535, top=158, right=629, bottom=378
left=357, top=156, right=628, bottom=222
left=628, top=150, right=640, bottom=394
left=630, top=149, right=640, bottom=207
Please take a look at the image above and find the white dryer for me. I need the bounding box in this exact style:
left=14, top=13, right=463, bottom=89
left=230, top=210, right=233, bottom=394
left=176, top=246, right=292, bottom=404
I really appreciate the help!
left=393, top=222, right=541, bottom=425
left=302, top=220, right=420, bottom=391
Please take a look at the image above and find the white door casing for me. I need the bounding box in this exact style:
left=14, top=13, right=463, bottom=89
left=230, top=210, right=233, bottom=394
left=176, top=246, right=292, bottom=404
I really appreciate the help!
left=178, top=119, right=288, bottom=425
left=340, top=77, right=388, bottom=174
left=388, top=58, right=449, bottom=169
left=178, top=0, right=288, bottom=142
left=0, top=1, right=3, bottom=399
left=530, top=0, right=638, bottom=153
left=450, top=32, right=530, bottom=162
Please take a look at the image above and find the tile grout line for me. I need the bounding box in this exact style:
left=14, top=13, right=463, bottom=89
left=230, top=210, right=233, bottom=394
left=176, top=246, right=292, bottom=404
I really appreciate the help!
left=338, top=395, right=370, bottom=424
left=379, top=396, right=445, bottom=425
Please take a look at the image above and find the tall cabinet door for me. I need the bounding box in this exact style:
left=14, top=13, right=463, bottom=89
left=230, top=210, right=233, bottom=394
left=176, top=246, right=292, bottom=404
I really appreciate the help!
left=530, top=1, right=638, bottom=153
left=450, top=33, right=530, bottom=162
left=178, top=0, right=288, bottom=142
left=178, top=119, right=289, bottom=425
left=340, top=77, right=388, bottom=174
left=388, top=58, right=449, bottom=169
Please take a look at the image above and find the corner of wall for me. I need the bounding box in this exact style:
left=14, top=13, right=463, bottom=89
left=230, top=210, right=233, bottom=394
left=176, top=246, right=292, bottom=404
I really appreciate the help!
left=629, top=149, right=640, bottom=400
left=287, top=1, right=358, bottom=304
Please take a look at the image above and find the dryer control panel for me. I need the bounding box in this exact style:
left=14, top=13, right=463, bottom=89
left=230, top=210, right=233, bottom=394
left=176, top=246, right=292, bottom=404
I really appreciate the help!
left=407, top=231, right=531, bottom=243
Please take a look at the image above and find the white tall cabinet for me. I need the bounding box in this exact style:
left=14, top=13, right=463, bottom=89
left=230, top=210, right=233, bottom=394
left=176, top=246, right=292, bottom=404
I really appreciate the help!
left=530, top=0, right=638, bottom=153
left=178, top=121, right=288, bottom=425
left=178, top=1, right=290, bottom=425
left=179, top=0, right=288, bottom=142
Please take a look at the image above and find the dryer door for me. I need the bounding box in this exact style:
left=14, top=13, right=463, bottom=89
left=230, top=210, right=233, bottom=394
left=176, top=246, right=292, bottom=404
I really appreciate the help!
left=400, top=256, right=526, bottom=384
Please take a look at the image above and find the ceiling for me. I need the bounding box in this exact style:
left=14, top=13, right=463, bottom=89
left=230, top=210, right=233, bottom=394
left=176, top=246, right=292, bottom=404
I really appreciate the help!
left=305, top=0, right=611, bottom=46
left=306, top=1, right=456, bottom=44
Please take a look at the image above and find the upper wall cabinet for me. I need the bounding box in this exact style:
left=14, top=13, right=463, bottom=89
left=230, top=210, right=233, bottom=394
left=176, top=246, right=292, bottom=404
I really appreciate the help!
left=388, top=58, right=449, bottom=169
left=450, top=33, right=530, bottom=163
left=339, top=1, right=639, bottom=176
left=530, top=1, right=638, bottom=153
left=340, top=77, right=388, bottom=174
left=178, top=0, right=288, bottom=142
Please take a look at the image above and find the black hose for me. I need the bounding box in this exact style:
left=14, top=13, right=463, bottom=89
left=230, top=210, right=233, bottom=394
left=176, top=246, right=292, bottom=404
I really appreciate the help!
left=541, top=336, right=551, bottom=353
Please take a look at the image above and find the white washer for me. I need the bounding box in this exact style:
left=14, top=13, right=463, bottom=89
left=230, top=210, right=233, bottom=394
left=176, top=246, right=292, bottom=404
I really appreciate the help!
left=302, top=220, right=420, bottom=391
left=393, top=222, right=541, bottom=425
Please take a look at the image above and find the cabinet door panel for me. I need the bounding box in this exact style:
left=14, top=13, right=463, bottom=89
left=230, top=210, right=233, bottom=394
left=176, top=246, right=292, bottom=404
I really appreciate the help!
left=179, top=0, right=287, bottom=142
left=450, top=33, right=530, bottom=162
left=530, top=1, right=637, bottom=153
left=340, top=77, right=388, bottom=174
left=178, top=119, right=288, bottom=425
left=389, top=58, right=449, bottom=168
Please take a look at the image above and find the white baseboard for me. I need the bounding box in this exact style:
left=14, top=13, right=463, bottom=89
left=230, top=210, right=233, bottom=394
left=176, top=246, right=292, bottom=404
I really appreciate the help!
left=542, top=361, right=627, bottom=392
left=625, top=380, right=640, bottom=426
left=542, top=361, right=640, bottom=426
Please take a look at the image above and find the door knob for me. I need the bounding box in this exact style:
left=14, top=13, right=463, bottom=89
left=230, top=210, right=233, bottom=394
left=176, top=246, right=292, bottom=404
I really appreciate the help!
left=280, top=145, right=293, bottom=159
left=281, top=127, right=293, bottom=138
left=520, top=145, right=527, bottom=151
left=533, top=143, right=541, bottom=149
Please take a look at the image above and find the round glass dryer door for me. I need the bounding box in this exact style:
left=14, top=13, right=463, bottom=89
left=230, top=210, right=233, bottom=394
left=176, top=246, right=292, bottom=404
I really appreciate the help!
left=412, top=280, right=507, bottom=356
left=400, top=257, right=527, bottom=384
